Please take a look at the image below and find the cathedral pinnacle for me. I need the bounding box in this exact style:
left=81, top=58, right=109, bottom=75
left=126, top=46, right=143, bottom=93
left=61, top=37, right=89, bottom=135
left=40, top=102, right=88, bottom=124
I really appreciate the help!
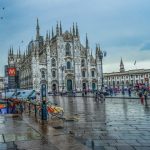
left=60, top=21, right=62, bottom=35
left=52, top=27, right=54, bottom=38
left=73, top=22, right=75, bottom=36
left=56, top=22, right=59, bottom=36
left=86, top=33, right=89, bottom=49
left=76, top=23, right=79, bottom=37
left=36, top=18, right=40, bottom=40
left=46, top=31, right=48, bottom=41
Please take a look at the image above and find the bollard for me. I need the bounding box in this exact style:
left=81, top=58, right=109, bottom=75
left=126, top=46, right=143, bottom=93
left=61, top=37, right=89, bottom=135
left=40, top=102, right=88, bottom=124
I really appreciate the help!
left=29, top=103, right=31, bottom=114
left=34, top=104, right=37, bottom=117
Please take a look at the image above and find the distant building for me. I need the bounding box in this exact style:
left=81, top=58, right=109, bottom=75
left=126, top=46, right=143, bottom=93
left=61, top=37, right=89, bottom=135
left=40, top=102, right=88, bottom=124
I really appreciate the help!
left=104, top=59, right=150, bottom=88
left=0, top=77, right=4, bottom=92
left=4, top=64, right=19, bottom=90
left=7, top=19, right=103, bottom=93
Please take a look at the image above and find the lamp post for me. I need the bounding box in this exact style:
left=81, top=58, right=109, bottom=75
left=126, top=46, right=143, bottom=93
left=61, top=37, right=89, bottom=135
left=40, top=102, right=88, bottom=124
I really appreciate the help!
left=60, top=65, right=65, bottom=93
left=99, top=50, right=106, bottom=91
left=41, top=83, right=47, bottom=120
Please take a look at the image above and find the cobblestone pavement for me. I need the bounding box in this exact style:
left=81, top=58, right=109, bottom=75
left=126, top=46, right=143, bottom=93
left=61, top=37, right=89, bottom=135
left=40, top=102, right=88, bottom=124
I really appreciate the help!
left=0, top=97, right=150, bottom=150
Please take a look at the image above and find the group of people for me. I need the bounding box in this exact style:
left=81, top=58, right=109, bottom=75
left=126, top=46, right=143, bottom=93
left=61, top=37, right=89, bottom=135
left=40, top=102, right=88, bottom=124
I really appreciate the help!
left=138, top=88, right=149, bottom=104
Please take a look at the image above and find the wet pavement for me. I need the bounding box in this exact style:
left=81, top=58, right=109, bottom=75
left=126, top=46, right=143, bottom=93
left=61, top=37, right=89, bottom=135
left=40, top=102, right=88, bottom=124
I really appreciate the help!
left=0, top=97, right=150, bottom=150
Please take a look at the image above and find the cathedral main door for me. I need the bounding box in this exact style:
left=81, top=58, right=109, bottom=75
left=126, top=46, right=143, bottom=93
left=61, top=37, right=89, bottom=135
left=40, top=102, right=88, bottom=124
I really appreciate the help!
left=92, top=83, right=96, bottom=91
left=52, top=84, right=56, bottom=91
left=67, top=79, right=72, bottom=91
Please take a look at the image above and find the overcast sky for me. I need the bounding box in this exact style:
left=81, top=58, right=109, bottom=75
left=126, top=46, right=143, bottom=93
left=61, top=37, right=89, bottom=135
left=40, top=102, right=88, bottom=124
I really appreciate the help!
left=0, top=0, right=150, bottom=76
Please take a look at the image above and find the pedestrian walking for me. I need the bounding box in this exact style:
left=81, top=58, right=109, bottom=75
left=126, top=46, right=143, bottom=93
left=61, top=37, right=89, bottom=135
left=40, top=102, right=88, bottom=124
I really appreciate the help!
left=144, top=89, right=148, bottom=104
left=19, top=102, right=24, bottom=115
left=139, top=90, right=144, bottom=104
left=128, top=87, right=131, bottom=97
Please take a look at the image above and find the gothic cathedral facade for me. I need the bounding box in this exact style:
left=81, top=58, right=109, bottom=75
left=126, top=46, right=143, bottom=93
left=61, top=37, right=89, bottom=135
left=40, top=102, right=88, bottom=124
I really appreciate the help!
left=7, top=19, right=103, bottom=93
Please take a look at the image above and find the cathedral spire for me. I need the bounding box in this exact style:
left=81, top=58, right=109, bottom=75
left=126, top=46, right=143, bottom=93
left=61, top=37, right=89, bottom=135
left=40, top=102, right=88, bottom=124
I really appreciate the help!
left=46, top=31, right=48, bottom=41
left=76, top=23, right=79, bottom=37
left=19, top=46, right=21, bottom=57
left=60, top=21, right=62, bottom=35
left=120, top=58, right=125, bottom=72
left=48, top=30, right=50, bottom=40
left=96, top=44, right=99, bottom=55
left=56, top=21, right=59, bottom=36
left=73, top=22, right=75, bottom=36
left=12, top=46, right=14, bottom=55
left=86, top=33, right=89, bottom=49
left=36, top=18, right=40, bottom=40
left=52, top=27, right=54, bottom=38
left=9, top=47, right=11, bottom=55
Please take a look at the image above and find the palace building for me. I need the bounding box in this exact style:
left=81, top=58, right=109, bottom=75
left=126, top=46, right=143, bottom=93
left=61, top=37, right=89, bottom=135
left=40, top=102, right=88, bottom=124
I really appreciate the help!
left=104, top=59, right=150, bottom=88
left=7, top=19, right=103, bottom=93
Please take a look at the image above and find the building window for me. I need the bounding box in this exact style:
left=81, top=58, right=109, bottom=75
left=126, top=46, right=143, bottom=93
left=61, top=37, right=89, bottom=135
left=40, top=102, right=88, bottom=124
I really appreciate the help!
left=65, top=43, right=71, bottom=56
left=136, top=75, right=138, bottom=78
left=81, top=59, right=85, bottom=67
left=52, top=58, right=56, bottom=67
left=82, top=71, right=85, bottom=77
left=41, top=71, right=45, bottom=79
left=67, top=61, right=71, bottom=69
left=141, top=75, right=143, bottom=78
left=126, top=76, right=128, bottom=78
left=117, top=81, right=119, bottom=85
left=91, top=71, right=95, bottom=77
left=52, top=71, right=56, bottom=78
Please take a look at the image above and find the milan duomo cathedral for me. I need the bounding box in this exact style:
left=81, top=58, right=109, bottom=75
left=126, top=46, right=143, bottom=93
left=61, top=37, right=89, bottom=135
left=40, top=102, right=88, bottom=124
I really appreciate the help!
left=7, top=19, right=103, bottom=93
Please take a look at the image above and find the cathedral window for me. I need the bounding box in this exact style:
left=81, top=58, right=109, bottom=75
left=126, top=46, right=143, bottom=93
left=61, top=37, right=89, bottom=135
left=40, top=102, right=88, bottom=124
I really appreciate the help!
left=81, top=59, right=85, bottom=67
left=91, top=71, right=95, bottom=77
left=82, top=71, right=85, bottom=77
left=65, top=43, right=71, bottom=56
left=41, top=71, right=45, bottom=79
left=52, top=71, right=56, bottom=78
left=67, top=61, right=71, bottom=69
left=52, top=58, right=56, bottom=67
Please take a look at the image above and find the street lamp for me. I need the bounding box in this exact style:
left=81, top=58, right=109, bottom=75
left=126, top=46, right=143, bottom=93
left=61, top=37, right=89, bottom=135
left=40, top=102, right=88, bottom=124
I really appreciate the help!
left=99, top=50, right=107, bottom=91
left=60, top=65, right=65, bottom=93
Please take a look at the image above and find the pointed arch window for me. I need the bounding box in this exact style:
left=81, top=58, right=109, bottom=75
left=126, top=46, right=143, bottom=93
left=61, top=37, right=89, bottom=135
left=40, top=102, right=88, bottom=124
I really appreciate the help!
left=91, top=71, right=95, bottom=77
left=52, top=70, right=56, bottom=78
left=81, top=59, right=85, bottom=67
left=82, top=71, right=85, bottom=77
left=67, top=61, right=71, bottom=69
left=51, top=58, right=56, bottom=67
left=41, top=71, right=45, bottom=79
left=66, top=43, right=71, bottom=56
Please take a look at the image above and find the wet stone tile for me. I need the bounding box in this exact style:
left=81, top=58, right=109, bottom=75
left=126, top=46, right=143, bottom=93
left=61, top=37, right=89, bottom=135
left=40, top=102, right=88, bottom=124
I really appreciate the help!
left=4, top=132, right=41, bottom=142
left=104, top=146, right=117, bottom=150
left=116, top=146, right=135, bottom=150
left=0, top=134, right=4, bottom=142
left=134, top=146, right=150, bottom=150
left=15, top=140, right=59, bottom=150
left=0, top=143, right=7, bottom=149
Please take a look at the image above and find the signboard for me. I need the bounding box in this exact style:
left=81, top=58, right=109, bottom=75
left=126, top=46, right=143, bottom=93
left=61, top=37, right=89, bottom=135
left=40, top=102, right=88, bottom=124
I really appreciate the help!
left=7, top=68, right=16, bottom=76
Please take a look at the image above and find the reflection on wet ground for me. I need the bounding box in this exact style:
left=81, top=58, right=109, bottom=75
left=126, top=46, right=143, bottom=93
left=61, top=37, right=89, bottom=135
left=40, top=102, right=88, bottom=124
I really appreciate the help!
left=50, top=96, right=150, bottom=150
left=0, top=97, right=150, bottom=150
